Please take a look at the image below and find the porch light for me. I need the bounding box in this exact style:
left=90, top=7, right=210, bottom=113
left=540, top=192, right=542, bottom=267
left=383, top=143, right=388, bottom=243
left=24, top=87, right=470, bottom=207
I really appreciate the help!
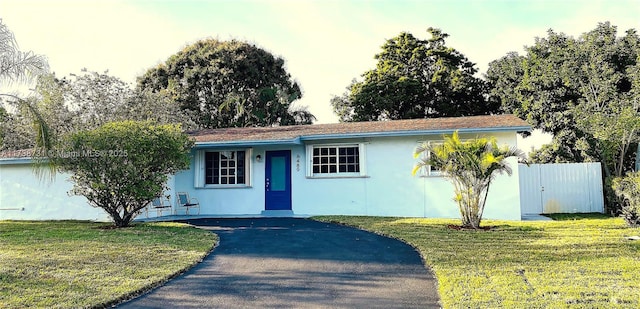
left=255, top=154, right=262, bottom=162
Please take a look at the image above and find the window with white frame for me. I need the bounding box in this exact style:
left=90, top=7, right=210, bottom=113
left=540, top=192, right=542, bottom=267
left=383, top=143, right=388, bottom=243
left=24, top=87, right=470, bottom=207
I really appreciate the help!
left=307, top=144, right=366, bottom=177
left=205, top=151, right=246, bottom=185
left=195, top=149, right=251, bottom=187
left=417, top=142, right=443, bottom=177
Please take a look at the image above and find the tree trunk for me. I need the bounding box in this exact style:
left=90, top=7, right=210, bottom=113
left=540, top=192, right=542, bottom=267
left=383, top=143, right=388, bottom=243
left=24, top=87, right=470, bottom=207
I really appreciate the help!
left=636, top=142, right=640, bottom=172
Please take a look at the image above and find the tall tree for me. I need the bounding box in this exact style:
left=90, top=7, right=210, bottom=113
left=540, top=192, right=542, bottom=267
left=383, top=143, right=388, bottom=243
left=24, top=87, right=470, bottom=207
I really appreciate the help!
left=137, top=39, right=314, bottom=128
left=332, top=28, right=498, bottom=122
left=0, top=101, right=36, bottom=150
left=1, top=71, right=197, bottom=151
left=568, top=26, right=640, bottom=178
left=60, top=70, right=196, bottom=131
left=487, top=22, right=639, bottom=179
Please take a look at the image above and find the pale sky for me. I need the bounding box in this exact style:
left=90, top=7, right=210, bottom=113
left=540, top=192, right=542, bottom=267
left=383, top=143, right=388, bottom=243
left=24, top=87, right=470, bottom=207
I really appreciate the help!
left=2, top=0, right=639, bottom=150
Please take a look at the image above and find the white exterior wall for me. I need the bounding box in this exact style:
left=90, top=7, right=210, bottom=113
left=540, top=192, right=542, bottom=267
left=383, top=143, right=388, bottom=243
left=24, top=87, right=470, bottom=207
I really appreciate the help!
left=177, top=131, right=522, bottom=220
left=174, top=145, right=298, bottom=216
left=1, top=130, right=523, bottom=221
left=0, top=162, right=176, bottom=221
left=0, top=163, right=110, bottom=221
left=480, top=132, right=522, bottom=220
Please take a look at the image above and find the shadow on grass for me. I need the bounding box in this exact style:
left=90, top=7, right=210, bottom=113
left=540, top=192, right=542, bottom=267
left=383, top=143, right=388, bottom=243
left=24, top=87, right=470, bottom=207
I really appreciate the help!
left=314, top=216, right=629, bottom=266
left=545, top=213, right=613, bottom=221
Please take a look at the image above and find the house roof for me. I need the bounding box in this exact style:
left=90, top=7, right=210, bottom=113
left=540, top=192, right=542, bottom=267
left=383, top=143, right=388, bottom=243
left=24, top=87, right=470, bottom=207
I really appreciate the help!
left=190, top=114, right=530, bottom=147
left=0, top=148, right=34, bottom=159
left=0, top=115, right=530, bottom=160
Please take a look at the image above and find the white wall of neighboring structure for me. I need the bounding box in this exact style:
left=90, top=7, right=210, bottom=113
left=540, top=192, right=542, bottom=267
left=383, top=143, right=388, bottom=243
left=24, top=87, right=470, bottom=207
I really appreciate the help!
left=0, top=162, right=110, bottom=221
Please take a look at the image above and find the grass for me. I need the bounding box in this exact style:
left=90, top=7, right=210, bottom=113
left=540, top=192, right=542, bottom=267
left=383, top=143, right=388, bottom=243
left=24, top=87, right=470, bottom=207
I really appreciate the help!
left=545, top=213, right=613, bottom=221
left=0, top=220, right=217, bottom=308
left=313, top=215, right=640, bottom=308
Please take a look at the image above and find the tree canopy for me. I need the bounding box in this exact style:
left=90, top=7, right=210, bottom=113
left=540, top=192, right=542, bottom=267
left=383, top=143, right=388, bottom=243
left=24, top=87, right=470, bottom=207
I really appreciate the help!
left=487, top=22, right=639, bottom=179
left=332, top=28, right=498, bottom=122
left=137, top=39, right=315, bottom=129
left=1, top=71, right=195, bottom=151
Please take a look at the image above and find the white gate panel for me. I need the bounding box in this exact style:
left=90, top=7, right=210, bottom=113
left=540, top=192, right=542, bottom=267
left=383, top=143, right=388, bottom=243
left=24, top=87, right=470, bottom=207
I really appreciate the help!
left=585, top=164, right=605, bottom=212
left=519, top=163, right=604, bottom=215
left=519, top=164, right=542, bottom=214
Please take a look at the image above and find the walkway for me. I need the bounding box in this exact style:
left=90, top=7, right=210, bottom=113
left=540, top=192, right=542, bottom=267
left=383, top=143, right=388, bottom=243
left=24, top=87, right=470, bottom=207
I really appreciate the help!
left=119, top=218, right=440, bottom=308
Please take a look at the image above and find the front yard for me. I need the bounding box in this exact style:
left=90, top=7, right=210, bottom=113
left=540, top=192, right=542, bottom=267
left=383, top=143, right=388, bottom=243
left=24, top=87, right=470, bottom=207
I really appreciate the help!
left=314, top=215, right=640, bottom=308
left=0, top=221, right=217, bottom=308
left=2, top=216, right=638, bottom=308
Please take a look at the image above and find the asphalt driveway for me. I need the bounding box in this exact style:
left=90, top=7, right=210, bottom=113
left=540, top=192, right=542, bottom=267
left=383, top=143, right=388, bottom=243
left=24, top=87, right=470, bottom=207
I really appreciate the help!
left=118, top=218, right=440, bottom=308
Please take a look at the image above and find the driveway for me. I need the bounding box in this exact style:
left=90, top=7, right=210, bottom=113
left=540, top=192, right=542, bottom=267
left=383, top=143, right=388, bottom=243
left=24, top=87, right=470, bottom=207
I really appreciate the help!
left=119, top=218, right=440, bottom=308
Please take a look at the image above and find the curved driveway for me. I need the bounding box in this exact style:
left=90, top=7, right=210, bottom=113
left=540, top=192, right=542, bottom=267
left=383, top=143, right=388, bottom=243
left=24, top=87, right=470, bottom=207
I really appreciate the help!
left=119, top=218, right=440, bottom=308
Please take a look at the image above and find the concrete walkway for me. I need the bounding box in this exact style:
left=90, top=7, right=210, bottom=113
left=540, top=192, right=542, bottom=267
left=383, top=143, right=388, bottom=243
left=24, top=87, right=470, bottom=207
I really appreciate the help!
left=118, top=218, right=440, bottom=308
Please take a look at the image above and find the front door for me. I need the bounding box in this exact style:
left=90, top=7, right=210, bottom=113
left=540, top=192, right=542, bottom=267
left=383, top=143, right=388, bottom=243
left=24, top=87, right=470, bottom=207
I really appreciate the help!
left=265, top=150, right=292, bottom=210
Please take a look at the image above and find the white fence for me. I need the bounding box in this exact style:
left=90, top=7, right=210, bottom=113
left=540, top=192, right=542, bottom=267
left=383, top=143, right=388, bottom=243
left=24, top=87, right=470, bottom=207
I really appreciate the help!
left=519, top=163, right=604, bottom=214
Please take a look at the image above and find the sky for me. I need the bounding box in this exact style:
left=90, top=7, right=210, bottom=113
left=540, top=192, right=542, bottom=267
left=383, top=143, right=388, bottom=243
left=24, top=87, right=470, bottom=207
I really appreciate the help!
left=1, top=0, right=639, bottom=150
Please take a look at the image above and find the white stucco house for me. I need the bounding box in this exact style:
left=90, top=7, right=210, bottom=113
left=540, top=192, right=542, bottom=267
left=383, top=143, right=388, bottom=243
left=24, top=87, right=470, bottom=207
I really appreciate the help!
left=0, top=114, right=530, bottom=221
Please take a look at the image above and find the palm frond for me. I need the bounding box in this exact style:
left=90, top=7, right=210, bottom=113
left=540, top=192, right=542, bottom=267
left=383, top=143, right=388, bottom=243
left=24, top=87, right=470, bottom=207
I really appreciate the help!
left=1, top=93, right=56, bottom=180
left=0, top=20, right=49, bottom=86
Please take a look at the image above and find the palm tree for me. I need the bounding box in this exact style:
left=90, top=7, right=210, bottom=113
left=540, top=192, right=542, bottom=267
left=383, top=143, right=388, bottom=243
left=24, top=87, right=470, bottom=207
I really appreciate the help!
left=1, top=19, right=50, bottom=150
left=413, top=131, right=525, bottom=229
left=1, top=19, right=53, bottom=177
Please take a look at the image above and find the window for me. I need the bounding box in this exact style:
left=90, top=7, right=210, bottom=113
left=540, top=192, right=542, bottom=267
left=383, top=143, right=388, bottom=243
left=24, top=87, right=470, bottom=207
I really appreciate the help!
left=307, top=144, right=366, bottom=177
left=195, top=149, right=251, bottom=187
left=205, top=151, right=246, bottom=185
left=423, top=149, right=442, bottom=177
left=417, top=142, right=442, bottom=177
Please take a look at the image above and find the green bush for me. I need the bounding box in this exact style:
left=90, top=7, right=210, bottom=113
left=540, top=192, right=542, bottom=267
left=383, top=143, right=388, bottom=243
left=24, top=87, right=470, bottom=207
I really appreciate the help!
left=54, top=120, right=193, bottom=227
left=612, top=171, right=640, bottom=227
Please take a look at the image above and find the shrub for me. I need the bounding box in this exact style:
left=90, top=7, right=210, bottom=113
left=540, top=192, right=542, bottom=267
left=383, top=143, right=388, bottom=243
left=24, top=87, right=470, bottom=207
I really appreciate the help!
left=54, top=120, right=193, bottom=227
left=612, top=171, right=640, bottom=227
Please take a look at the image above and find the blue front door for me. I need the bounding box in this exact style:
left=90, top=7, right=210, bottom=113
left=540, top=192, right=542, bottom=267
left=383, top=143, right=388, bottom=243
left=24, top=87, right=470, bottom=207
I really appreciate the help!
left=265, top=150, right=292, bottom=210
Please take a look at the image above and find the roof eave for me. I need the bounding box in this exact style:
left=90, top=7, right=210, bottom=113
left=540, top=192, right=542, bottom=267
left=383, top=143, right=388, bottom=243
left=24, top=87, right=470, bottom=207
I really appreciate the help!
left=194, top=137, right=303, bottom=148
left=299, top=126, right=532, bottom=141
left=193, top=125, right=531, bottom=146
left=0, top=158, right=34, bottom=165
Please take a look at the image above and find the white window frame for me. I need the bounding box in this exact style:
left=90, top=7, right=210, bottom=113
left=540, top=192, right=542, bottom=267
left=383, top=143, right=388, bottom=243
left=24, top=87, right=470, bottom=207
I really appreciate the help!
left=416, top=141, right=443, bottom=177
left=306, top=143, right=367, bottom=178
left=194, top=148, right=252, bottom=188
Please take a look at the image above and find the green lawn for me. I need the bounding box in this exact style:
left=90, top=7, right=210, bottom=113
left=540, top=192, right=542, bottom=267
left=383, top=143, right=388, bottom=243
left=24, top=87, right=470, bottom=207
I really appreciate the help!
left=0, top=221, right=217, bottom=308
left=313, top=215, right=640, bottom=308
